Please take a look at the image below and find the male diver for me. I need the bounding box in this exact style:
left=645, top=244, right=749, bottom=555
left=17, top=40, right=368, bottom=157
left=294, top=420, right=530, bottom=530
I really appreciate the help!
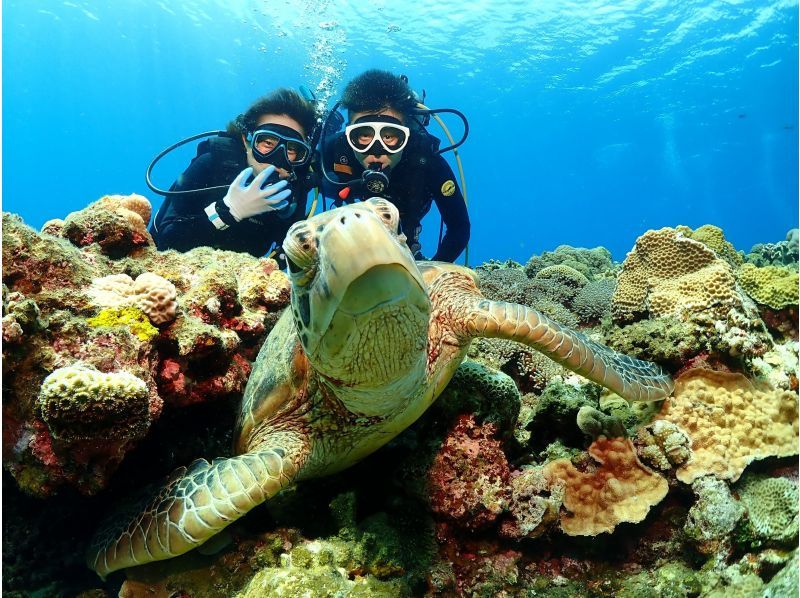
left=149, top=89, right=317, bottom=258
left=321, top=70, right=470, bottom=262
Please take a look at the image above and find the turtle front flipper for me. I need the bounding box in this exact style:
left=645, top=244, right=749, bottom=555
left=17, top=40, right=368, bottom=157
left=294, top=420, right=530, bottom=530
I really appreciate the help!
left=463, top=298, right=674, bottom=402
left=87, top=435, right=308, bottom=578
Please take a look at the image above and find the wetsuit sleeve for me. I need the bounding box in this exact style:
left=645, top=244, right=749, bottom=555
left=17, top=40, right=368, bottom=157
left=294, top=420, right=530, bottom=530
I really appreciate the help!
left=427, top=154, right=470, bottom=262
left=152, top=153, right=234, bottom=252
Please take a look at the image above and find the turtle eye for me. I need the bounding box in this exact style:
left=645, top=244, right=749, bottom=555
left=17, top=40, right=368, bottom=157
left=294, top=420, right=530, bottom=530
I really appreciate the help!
left=284, top=222, right=317, bottom=273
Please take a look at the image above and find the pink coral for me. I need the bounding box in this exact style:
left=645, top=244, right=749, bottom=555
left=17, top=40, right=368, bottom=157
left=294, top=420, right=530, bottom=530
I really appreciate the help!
left=428, top=415, right=511, bottom=531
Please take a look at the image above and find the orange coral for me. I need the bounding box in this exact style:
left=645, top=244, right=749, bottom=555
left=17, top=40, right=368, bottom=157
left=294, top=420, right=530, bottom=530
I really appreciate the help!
left=543, top=436, right=668, bottom=536
left=655, top=369, right=799, bottom=484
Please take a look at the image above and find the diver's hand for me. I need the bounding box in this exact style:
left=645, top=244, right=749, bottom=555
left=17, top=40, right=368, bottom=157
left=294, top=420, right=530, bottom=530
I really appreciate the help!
left=222, top=166, right=292, bottom=222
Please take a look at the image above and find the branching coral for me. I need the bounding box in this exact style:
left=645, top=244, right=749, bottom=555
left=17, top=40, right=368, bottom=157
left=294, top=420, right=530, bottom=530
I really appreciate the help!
left=655, top=369, right=799, bottom=484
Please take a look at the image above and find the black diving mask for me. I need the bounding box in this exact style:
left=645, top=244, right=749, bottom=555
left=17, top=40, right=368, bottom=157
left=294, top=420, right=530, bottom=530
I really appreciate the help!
left=345, top=115, right=410, bottom=156
left=247, top=124, right=312, bottom=170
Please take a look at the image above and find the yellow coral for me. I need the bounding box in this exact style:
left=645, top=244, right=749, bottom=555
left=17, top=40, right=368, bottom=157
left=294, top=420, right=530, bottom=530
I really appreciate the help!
left=655, top=369, right=799, bottom=484
left=238, top=260, right=291, bottom=310
left=534, top=264, right=589, bottom=287
left=98, top=194, right=152, bottom=227
left=87, top=307, right=159, bottom=342
left=88, top=272, right=177, bottom=325
left=737, top=263, right=799, bottom=310
left=679, top=224, right=743, bottom=268
left=543, top=436, right=668, bottom=536
left=612, top=227, right=741, bottom=322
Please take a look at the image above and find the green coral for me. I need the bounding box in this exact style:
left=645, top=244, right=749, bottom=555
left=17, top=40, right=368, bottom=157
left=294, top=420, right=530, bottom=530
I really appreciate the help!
left=737, top=263, right=799, bottom=309
left=435, top=360, right=521, bottom=434
left=618, top=562, right=702, bottom=598
left=534, top=264, right=590, bottom=288
left=524, top=245, right=613, bottom=280
left=601, top=317, right=702, bottom=365
left=87, top=306, right=158, bottom=342
left=575, top=405, right=627, bottom=438
left=679, top=224, right=743, bottom=268
left=735, top=474, right=799, bottom=548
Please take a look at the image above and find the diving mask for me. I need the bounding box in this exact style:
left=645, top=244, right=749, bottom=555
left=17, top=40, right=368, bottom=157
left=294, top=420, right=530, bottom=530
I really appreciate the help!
left=247, top=124, right=312, bottom=168
left=345, top=116, right=410, bottom=156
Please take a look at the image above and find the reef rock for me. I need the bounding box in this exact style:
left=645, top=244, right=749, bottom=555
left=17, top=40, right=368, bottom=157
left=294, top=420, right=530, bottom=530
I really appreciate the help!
left=2, top=196, right=290, bottom=497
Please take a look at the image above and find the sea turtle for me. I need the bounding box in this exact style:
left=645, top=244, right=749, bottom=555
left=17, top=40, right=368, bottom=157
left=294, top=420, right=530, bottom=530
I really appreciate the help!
left=88, top=198, right=673, bottom=577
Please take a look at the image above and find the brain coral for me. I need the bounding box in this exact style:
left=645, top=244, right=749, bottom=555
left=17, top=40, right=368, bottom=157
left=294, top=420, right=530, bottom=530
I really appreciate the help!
left=737, top=263, right=799, bottom=310
left=89, top=272, right=177, bottom=325
left=38, top=365, right=150, bottom=441
left=611, top=227, right=741, bottom=323
left=543, top=436, right=668, bottom=536
left=736, top=474, right=799, bottom=547
left=655, top=369, right=799, bottom=484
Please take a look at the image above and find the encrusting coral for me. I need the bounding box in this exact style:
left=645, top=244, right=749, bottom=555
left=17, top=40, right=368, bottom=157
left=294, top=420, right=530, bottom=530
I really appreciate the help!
left=611, top=227, right=741, bottom=323
left=88, top=272, right=178, bottom=325
left=655, top=369, right=799, bottom=484
left=543, top=436, right=669, bottom=536
left=2, top=195, right=291, bottom=497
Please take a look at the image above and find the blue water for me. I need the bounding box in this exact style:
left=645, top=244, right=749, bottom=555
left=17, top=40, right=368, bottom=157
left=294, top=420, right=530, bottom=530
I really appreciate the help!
left=4, top=0, right=798, bottom=266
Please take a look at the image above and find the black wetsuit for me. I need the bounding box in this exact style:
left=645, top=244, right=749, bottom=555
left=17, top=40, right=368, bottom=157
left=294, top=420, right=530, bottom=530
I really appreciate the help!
left=321, top=131, right=469, bottom=262
left=150, top=134, right=313, bottom=258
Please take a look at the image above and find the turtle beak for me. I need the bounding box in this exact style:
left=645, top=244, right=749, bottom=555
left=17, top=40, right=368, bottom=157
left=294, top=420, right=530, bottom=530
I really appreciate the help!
left=303, top=207, right=429, bottom=362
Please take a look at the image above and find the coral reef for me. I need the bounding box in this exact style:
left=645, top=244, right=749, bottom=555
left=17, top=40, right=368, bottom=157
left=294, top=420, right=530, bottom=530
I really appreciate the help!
left=746, top=228, right=799, bottom=267
left=544, top=437, right=669, bottom=536
left=655, top=369, right=799, bottom=484
left=2, top=197, right=290, bottom=497
left=3, top=205, right=798, bottom=597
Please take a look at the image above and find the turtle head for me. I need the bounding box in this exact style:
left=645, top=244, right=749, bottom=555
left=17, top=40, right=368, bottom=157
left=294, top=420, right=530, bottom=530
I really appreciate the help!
left=283, top=199, right=431, bottom=411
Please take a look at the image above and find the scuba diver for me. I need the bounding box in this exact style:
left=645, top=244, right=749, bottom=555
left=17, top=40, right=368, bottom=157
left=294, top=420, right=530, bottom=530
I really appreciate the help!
left=320, top=69, right=470, bottom=262
left=148, top=88, right=318, bottom=258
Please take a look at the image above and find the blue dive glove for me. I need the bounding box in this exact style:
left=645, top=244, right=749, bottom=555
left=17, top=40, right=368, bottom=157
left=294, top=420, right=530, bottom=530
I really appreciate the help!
left=222, top=166, right=292, bottom=222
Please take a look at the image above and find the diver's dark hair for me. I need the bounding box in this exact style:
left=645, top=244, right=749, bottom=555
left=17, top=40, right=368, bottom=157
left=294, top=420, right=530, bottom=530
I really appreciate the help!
left=227, top=88, right=317, bottom=138
left=341, top=70, right=417, bottom=118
